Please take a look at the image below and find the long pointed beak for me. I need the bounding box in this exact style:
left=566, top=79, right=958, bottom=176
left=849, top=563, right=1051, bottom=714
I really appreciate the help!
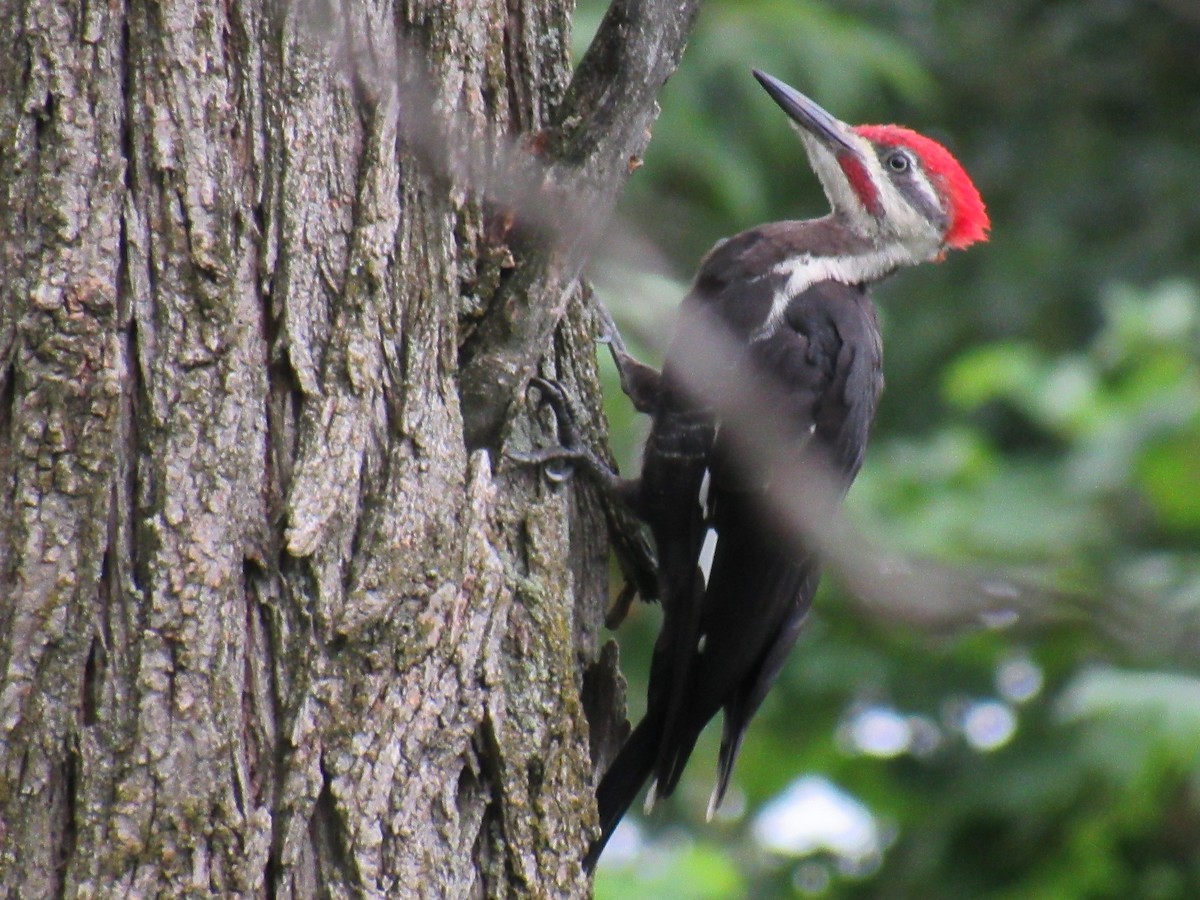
left=752, top=70, right=857, bottom=156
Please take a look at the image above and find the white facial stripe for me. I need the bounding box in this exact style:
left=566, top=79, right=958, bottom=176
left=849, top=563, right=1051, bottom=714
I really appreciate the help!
left=872, top=157, right=942, bottom=247
left=757, top=129, right=949, bottom=342
left=796, top=129, right=943, bottom=265
left=798, top=131, right=873, bottom=232
left=908, top=166, right=942, bottom=218
left=754, top=247, right=909, bottom=339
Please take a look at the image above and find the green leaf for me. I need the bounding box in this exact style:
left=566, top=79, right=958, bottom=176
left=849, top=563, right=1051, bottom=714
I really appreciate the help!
left=942, top=342, right=1044, bottom=412
left=1058, top=667, right=1200, bottom=770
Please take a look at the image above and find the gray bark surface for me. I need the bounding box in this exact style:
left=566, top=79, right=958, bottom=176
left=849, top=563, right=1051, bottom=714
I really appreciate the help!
left=0, top=0, right=696, bottom=896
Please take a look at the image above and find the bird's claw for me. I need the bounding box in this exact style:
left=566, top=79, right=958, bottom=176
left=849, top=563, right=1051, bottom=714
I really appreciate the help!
left=515, top=376, right=659, bottom=616
left=526, top=376, right=586, bottom=448
left=509, top=376, right=595, bottom=484
left=591, top=302, right=627, bottom=354
left=506, top=445, right=579, bottom=483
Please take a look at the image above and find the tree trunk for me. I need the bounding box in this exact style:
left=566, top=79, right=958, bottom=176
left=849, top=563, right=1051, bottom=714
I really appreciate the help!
left=0, top=0, right=695, bottom=895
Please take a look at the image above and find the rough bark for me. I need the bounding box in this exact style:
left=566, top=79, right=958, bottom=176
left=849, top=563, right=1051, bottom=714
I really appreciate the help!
left=0, top=0, right=696, bottom=896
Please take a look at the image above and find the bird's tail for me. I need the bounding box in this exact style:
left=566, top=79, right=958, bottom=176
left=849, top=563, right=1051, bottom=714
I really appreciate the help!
left=709, top=702, right=749, bottom=821
left=584, top=715, right=663, bottom=872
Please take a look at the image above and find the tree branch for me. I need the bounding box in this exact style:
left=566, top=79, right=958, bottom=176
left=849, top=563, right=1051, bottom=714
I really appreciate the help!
left=458, top=0, right=703, bottom=450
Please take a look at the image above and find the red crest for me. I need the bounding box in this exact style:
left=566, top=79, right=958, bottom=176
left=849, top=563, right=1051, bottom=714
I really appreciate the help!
left=855, top=124, right=990, bottom=249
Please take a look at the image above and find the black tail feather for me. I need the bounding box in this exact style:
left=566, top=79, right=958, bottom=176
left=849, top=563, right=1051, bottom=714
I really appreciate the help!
left=585, top=716, right=662, bottom=872
left=655, top=714, right=708, bottom=801
left=710, top=704, right=747, bottom=820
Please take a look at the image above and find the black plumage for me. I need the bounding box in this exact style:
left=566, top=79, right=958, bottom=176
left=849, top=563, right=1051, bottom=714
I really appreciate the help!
left=558, top=70, right=989, bottom=871
left=586, top=223, right=884, bottom=868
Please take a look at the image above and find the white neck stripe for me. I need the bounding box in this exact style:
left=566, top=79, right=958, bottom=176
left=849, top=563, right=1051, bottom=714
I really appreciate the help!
left=753, top=249, right=903, bottom=339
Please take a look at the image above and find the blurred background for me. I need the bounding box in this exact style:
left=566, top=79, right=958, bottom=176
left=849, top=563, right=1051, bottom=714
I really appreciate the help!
left=573, top=1, right=1200, bottom=897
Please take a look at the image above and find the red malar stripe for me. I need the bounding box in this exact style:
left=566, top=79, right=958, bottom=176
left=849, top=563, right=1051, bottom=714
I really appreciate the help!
left=837, top=154, right=882, bottom=216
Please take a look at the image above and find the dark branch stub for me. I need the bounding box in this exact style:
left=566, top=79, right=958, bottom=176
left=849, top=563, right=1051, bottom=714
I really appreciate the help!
left=458, top=0, right=703, bottom=450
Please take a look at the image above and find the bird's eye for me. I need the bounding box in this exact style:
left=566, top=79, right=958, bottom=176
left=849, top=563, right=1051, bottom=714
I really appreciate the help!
left=887, top=152, right=910, bottom=172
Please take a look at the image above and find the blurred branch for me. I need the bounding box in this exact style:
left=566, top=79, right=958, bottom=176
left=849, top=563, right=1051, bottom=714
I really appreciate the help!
left=612, top=307, right=1200, bottom=668
left=459, top=0, right=703, bottom=448
left=293, top=0, right=701, bottom=448
left=297, top=1, right=1200, bottom=670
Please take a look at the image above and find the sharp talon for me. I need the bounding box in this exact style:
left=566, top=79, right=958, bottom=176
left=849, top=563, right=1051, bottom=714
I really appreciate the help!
left=591, top=301, right=634, bottom=357
left=543, top=462, right=575, bottom=483
left=507, top=453, right=575, bottom=485
left=506, top=442, right=585, bottom=485
left=516, top=374, right=627, bottom=496
left=525, top=376, right=556, bottom=405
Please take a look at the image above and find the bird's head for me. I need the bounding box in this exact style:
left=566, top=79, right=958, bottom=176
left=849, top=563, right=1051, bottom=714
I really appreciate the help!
left=753, top=69, right=989, bottom=263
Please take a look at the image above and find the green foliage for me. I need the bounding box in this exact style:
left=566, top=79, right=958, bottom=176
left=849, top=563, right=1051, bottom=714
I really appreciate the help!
left=596, top=841, right=746, bottom=900
left=578, top=1, right=1200, bottom=896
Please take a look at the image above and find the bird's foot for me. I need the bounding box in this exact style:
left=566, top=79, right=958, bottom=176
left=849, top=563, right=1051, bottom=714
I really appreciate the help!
left=510, top=376, right=659, bottom=621
left=510, top=377, right=623, bottom=490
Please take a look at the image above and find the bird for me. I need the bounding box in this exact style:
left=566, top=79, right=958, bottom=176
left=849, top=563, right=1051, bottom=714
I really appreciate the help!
left=521, top=68, right=989, bottom=871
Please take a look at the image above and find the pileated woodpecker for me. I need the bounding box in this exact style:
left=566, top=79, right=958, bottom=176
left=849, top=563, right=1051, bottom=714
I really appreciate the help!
left=525, top=70, right=989, bottom=871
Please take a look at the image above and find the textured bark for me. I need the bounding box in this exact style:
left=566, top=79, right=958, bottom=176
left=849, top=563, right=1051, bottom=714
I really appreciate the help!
left=0, top=1, right=694, bottom=896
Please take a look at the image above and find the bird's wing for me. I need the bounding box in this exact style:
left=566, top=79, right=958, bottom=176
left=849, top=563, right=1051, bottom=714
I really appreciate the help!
left=658, top=278, right=883, bottom=801
left=594, top=232, right=789, bottom=835
left=592, top=238, right=883, bottom=855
